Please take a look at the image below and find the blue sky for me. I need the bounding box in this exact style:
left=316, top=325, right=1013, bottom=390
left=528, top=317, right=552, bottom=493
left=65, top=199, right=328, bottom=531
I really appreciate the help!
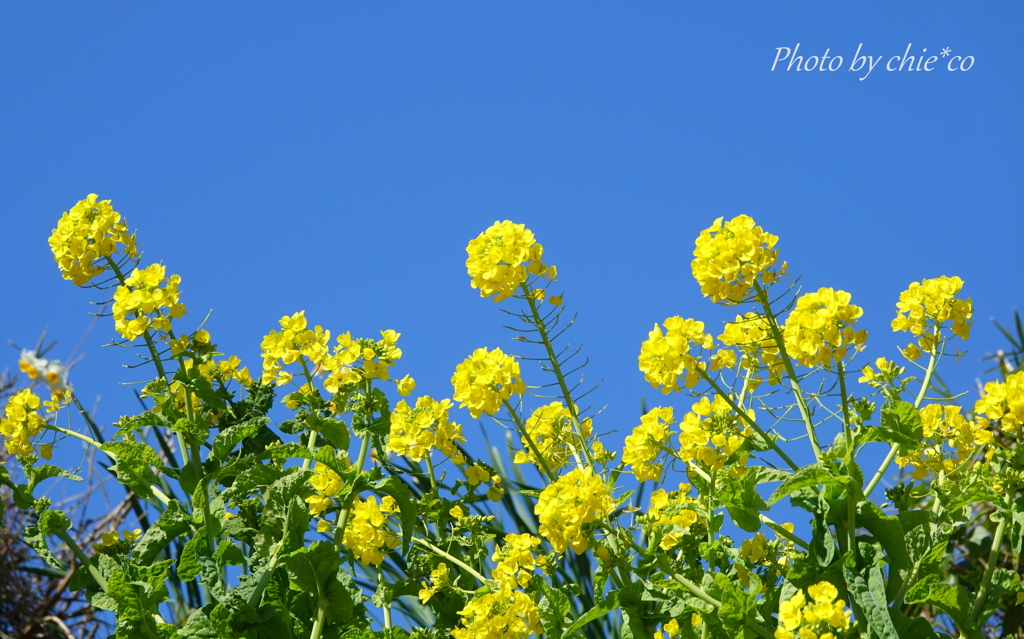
left=2, top=3, right=1022, bottom=508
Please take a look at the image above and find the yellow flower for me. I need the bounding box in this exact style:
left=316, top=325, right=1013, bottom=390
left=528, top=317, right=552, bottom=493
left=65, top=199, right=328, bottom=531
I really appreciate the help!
left=776, top=581, right=851, bottom=638
left=513, top=402, right=591, bottom=472
left=466, top=464, right=490, bottom=486
left=975, top=371, right=1023, bottom=434
left=536, top=467, right=613, bottom=554
left=451, top=347, right=525, bottom=418
left=639, top=317, right=714, bottom=393
left=892, top=276, right=972, bottom=351
left=386, top=396, right=465, bottom=463
left=549, top=295, right=563, bottom=306
left=0, top=389, right=47, bottom=456
left=342, top=495, right=401, bottom=566
left=782, top=288, right=867, bottom=369
left=719, top=312, right=784, bottom=385
left=49, top=194, right=138, bottom=286
left=305, top=463, right=345, bottom=517
left=112, top=263, right=186, bottom=341
left=466, top=220, right=555, bottom=302
left=452, top=581, right=541, bottom=639
left=895, top=404, right=992, bottom=480
left=397, top=375, right=416, bottom=396
left=623, top=407, right=673, bottom=482
left=450, top=505, right=465, bottom=519
left=691, top=215, right=786, bottom=304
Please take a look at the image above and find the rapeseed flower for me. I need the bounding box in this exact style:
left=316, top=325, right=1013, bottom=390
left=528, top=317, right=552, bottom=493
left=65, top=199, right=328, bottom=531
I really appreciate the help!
left=895, top=404, right=992, bottom=480
left=623, top=406, right=673, bottom=482
left=0, top=389, right=47, bottom=456
left=638, top=317, right=714, bottom=393
left=343, top=495, right=401, bottom=566
left=49, top=194, right=138, bottom=286
left=466, top=220, right=555, bottom=303
left=782, top=288, right=866, bottom=369
left=386, top=395, right=466, bottom=464
left=451, top=347, right=524, bottom=418
left=111, top=263, right=186, bottom=341
left=892, top=276, right=972, bottom=355
left=975, top=371, right=1024, bottom=433
left=775, top=581, right=851, bottom=639
left=536, top=467, right=613, bottom=554
left=513, top=401, right=591, bottom=472
left=691, top=215, right=786, bottom=304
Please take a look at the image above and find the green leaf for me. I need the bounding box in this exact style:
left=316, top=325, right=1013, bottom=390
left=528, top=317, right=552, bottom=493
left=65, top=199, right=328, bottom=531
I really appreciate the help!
left=23, top=523, right=65, bottom=569
left=904, top=575, right=981, bottom=639
left=212, top=418, right=269, bottom=461
left=255, top=470, right=313, bottom=557
left=102, top=440, right=163, bottom=499
left=370, top=476, right=417, bottom=555
left=842, top=544, right=898, bottom=639
left=878, top=400, right=923, bottom=449
left=113, top=411, right=166, bottom=439
left=769, top=464, right=849, bottom=506
left=538, top=582, right=573, bottom=639
left=178, top=535, right=204, bottom=582
left=307, top=415, right=350, bottom=451
left=564, top=591, right=619, bottom=636
left=718, top=467, right=772, bottom=532
left=27, top=464, right=83, bottom=493
left=37, top=508, right=72, bottom=534
left=135, top=500, right=193, bottom=564
left=284, top=541, right=342, bottom=594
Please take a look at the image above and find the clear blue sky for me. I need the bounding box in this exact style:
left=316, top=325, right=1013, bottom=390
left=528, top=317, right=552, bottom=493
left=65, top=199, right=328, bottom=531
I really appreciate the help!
left=2, top=3, right=1022, bottom=497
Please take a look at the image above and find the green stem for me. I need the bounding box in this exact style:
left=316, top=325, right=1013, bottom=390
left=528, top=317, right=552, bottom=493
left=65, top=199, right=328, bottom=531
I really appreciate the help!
left=753, top=282, right=821, bottom=462
left=413, top=537, right=488, bottom=583
left=697, top=368, right=799, bottom=470
left=864, top=338, right=939, bottom=498
left=299, top=358, right=319, bottom=472
left=759, top=514, right=811, bottom=551
left=335, top=434, right=372, bottom=551
left=970, top=515, right=1007, bottom=622
left=502, top=398, right=556, bottom=483
left=520, top=283, right=594, bottom=470
left=837, top=364, right=857, bottom=556
left=54, top=529, right=107, bottom=592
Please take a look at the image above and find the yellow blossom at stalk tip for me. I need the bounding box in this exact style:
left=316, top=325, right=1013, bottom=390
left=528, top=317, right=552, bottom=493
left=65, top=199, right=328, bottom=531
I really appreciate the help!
left=775, top=581, right=851, bottom=639
left=535, top=467, right=613, bottom=554
left=623, top=406, right=673, bottom=482
left=451, top=581, right=541, bottom=639
left=638, top=317, right=714, bottom=394
left=419, top=562, right=450, bottom=603
left=718, top=312, right=783, bottom=386
left=895, top=404, right=992, bottom=480
left=975, top=371, right=1024, bottom=433
left=305, top=463, right=345, bottom=517
left=0, top=389, right=47, bottom=456
left=782, top=288, right=867, bottom=369
left=676, top=395, right=752, bottom=472
left=691, top=215, right=787, bottom=304
left=396, top=374, right=416, bottom=396
left=644, top=485, right=700, bottom=550
left=466, top=220, right=556, bottom=302
left=111, top=263, right=186, bottom=341
left=491, top=533, right=547, bottom=588
left=386, top=395, right=466, bottom=463
left=892, top=276, right=972, bottom=358
left=513, top=401, right=591, bottom=472
left=49, top=194, right=138, bottom=286
left=343, top=495, right=401, bottom=566
left=451, top=347, right=525, bottom=418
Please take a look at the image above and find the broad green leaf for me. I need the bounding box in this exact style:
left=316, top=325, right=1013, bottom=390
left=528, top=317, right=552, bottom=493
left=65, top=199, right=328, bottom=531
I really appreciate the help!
left=307, top=415, right=350, bottom=451
left=27, top=464, right=83, bottom=493
left=212, top=418, right=269, bottom=462
left=178, top=534, right=204, bottom=582
left=905, top=575, right=981, bottom=639
left=842, top=544, right=898, bottom=639
left=718, top=468, right=769, bottom=533
left=878, top=400, right=923, bottom=449
left=769, top=464, right=849, bottom=506
left=102, top=440, right=163, bottom=498
left=538, top=582, right=573, bottom=639
left=284, top=541, right=342, bottom=594
left=564, top=591, right=619, bottom=636
left=136, top=500, right=192, bottom=564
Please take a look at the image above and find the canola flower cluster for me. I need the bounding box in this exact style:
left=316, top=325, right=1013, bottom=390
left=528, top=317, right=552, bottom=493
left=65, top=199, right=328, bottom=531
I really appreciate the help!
left=623, top=406, right=674, bottom=482
left=892, top=275, right=972, bottom=358
left=451, top=534, right=546, bottom=639
left=49, top=194, right=138, bottom=286
left=342, top=495, right=401, bottom=567
left=0, top=389, right=47, bottom=457
left=645, top=484, right=700, bottom=550
left=782, top=288, right=867, bottom=369
left=386, top=395, right=466, bottom=464
left=638, top=317, right=714, bottom=393
left=896, top=404, right=993, bottom=480
left=677, top=396, right=751, bottom=472
left=975, top=370, right=1024, bottom=434
left=513, top=401, right=590, bottom=472
left=466, top=220, right=556, bottom=303
left=535, top=467, right=613, bottom=554
left=718, top=312, right=783, bottom=386
left=775, top=581, right=852, bottom=639
left=451, top=347, right=525, bottom=418
left=305, top=463, right=345, bottom=522
left=691, top=214, right=786, bottom=304
left=112, top=263, right=186, bottom=341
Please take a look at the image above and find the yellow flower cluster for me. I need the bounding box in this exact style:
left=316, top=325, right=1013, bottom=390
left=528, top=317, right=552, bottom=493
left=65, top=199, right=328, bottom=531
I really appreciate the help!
left=386, top=396, right=466, bottom=463
left=857, top=357, right=902, bottom=389
left=111, top=263, right=186, bottom=341
left=491, top=533, right=548, bottom=588
left=343, top=495, right=401, bottom=566
left=451, top=347, right=525, bottom=418
left=49, top=194, right=138, bottom=286
left=775, top=581, right=852, bottom=639
left=451, top=580, right=541, bottom=639
left=691, top=215, right=786, bottom=304
left=975, top=371, right=1024, bottom=433
left=260, top=311, right=333, bottom=385
left=197, top=355, right=253, bottom=388
left=94, top=528, right=143, bottom=555
left=782, top=288, right=867, bottom=369
left=645, top=484, right=700, bottom=550
left=1, top=389, right=47, bottom=456
left=719, top=312, right=783, bottom=386
left=892, top=276, right=972, bottom=358
left=535, top=467, right=613, bottom=554
left=305, top=463, right=345, bottom=521
left=896, top=404, right=993, bottom=480
left=677, top=396, right=751, bottom=472
left=466, top=220, right=556, bottom=303
left=638, top=317, right=714, bottom=393
left=513, top=402, right=591, bottom=472
left=623, top=406, right=673, bottom=482
left=418, top=562, right=450, bottom=603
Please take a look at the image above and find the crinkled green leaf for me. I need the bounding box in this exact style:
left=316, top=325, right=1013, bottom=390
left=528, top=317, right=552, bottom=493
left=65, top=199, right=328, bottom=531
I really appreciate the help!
left=136, top=499, right=193, bottom=564
left=769, top=464, right=849, bottom=506
left=842, top=544, right=898, bottom=639
left=904, top=574, right=981, bottom=639
left=102, top=440, right=163, bottom=498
